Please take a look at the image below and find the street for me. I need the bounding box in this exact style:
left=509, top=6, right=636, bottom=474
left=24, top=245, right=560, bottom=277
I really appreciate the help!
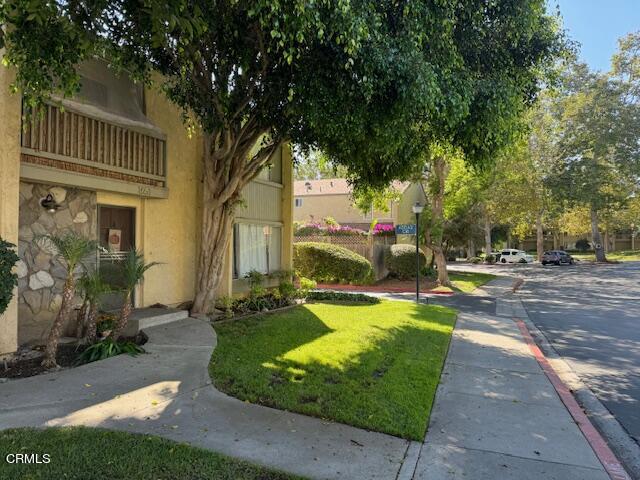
left=454, top=261, right=640, bottom=446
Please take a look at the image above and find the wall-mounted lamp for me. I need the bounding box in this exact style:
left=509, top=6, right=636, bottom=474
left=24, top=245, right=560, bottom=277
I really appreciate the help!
left=40, top=194, right=59, bottom=213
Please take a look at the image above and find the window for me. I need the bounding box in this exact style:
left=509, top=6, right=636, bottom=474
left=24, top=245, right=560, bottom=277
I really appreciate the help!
left=233, top=223, right=282, bottom=278
left=295, top=198, right=303, bottom=207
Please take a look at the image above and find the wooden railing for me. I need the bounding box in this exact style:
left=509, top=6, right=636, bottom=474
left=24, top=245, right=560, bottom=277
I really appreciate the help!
left=21, top=102, right=166, bottom=186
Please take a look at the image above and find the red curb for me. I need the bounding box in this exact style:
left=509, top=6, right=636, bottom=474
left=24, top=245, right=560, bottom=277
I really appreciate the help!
left=514, top=318, right=631, bottom=480
left=315, top=284, right=455, bottom=295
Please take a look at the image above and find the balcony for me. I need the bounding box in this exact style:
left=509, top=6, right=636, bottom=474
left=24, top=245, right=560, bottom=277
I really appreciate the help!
left=20, top=101, right=168, bottom=198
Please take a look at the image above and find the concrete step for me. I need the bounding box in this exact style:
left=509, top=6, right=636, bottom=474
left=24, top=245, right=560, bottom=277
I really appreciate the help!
left=123, top=308, right=189, bottom=336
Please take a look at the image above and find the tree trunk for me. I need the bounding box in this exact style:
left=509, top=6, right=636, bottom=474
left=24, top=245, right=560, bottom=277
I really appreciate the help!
left=85, top=302, right=99, bottom=344
left=429, top=157, right=451, bottom=287
left=42, top=275, right=75, bottom=368
left=553, top=232, right=559, bottom=250
left=590, top=207, right=607, bottom=262
left=484, top=215, right=492, bottom=255
left=75, top=301, right=88, bottom=340
left=467, top=239, right=476, bottom=258
left=507, top=231, right=512, bottom=249
left=535, top=212, right=544, bottom=262
left=112, top=291, right=133, bottom=340
left=192, top=202, right=234, bottom=313
left=190, top=132, right=282, bottom=314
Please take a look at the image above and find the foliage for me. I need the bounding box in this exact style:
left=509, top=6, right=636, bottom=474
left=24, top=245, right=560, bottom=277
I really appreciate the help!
left=305, top=291, right=380, bottom=304
left=384, top=244, right=426, bottom=280
left=0, top=237, right=19, bottom=316
left=372, top=223, right=396, bottom=237
left=322, top=216, right=339, bottom=227
left=352, top=184, right=402, bottom=216
left=225, top=291, right=294, bottom=317
left=210, top=301, right=456, bottom=440
left=77, top=338, right=144, bottom=364
left=294, top=222, right=366, bottom=237
left=294, top=148, right=347, bottom=181
left=297, top=277, right=317, bottom=297
left=575, top=239, right=591, bottom=252
left=0, top=427, right=297, bottom=480
left=77, top=271, right=111, bottom=304
left=244, top=269, right=266, bottom=297
left=120, top=250, right=160, bottom=293
left=38, top=233, right=97, bottom=274
left=293, top=242, right=372, bottom=284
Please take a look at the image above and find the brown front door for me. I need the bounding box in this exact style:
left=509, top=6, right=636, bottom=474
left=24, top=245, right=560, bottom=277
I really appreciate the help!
left=98, top=205, right=135, bottom=252
left=98, top=205, right=135, bottom=311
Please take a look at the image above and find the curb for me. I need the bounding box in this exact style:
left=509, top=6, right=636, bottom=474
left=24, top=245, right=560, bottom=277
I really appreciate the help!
left=514, top=317, right=632, bottom=480
left=517, top=309, right=640, bottom=480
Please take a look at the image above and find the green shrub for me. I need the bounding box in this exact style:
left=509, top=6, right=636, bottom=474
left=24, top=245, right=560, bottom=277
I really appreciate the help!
left=306, top=291, right=380, bottom=304
left=384, top=244, right=426, bottom=279
left=468, top=256, right=483, bottom=264
left=484, top=254, right=496, bottom=264
left=77, top=338, right=144, bottom=364
left=294, top=242, right=372, bottom=284
left=0, top=237, right=19, bottom=316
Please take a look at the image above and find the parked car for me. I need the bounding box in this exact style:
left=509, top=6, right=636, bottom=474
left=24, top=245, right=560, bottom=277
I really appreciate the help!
left=499, top=249, right=535, bottom=264
left=542, top=250, right=575, bottom=265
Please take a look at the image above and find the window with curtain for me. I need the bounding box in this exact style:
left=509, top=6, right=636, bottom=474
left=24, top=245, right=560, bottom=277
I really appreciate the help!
left=233, top=223, right=282, bottom=278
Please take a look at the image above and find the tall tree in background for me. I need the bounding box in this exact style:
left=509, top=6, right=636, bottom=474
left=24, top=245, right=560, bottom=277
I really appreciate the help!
left=549, top=45, right=640, bottom=262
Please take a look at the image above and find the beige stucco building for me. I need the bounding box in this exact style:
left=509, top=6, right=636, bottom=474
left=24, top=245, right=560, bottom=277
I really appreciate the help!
left=294, top=179, right=426, bottom=230
left=0, top=60, right=293, bottom=356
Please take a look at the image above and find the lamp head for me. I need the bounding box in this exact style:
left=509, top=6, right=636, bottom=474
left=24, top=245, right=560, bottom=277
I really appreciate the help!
left=412, top=202, right=424, bottom=214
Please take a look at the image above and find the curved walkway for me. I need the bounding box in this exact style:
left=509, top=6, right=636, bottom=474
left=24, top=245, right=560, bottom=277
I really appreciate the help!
left=0, top=318, right=411, bottom=480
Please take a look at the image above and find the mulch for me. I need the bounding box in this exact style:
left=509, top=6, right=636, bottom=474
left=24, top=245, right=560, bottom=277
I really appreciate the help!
left=1, top=332, right=147, bottom=380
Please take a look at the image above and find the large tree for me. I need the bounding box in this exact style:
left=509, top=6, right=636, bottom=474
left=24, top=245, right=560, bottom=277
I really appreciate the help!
left=549, top=48, right=640, bottom=262
left=2, top=0, right=563, bottom=310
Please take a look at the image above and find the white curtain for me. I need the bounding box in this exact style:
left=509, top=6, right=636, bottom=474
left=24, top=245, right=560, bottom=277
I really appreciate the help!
left=236, top=224, right=282, bottom=277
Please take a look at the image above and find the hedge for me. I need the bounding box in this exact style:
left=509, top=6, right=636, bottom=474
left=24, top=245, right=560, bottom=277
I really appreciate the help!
left=384, top=244, right=426, bottom=279
left=294, top=242, right=372, bottom=284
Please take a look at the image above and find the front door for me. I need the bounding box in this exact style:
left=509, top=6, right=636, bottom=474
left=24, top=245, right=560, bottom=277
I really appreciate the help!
left=98, top=205, right=136, bottom=311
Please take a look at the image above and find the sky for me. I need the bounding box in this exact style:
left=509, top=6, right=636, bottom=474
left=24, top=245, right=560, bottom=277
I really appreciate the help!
left=553, top=0, right=640, bottom=72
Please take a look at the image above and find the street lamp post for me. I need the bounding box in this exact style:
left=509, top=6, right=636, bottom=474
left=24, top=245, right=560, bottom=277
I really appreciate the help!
left=412, top=202, right=424, bottom=304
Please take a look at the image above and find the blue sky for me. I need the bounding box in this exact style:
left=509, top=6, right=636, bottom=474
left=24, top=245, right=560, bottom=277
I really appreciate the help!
left=553, top=0, right=640, bottom=71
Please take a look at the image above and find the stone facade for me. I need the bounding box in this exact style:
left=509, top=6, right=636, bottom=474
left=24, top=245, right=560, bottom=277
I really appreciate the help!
left=17, top=182, right=97, bottom=344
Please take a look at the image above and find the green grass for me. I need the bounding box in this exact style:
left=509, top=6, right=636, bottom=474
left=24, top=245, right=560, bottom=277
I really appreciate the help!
left=572, top=250, right=640, bottom=262
left=0, top=427, right=299, bottom=480
left=449, top=271, right=497, bottom=293
left=210, top=300, right=456, bottom=441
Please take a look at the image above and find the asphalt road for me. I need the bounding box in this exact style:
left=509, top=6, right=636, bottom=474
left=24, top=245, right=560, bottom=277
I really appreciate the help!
left=471, top=261, right=640, bottom=445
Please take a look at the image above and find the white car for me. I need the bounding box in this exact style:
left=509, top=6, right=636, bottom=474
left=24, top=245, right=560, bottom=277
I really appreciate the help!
left=499, top=249, right=535, bottom=264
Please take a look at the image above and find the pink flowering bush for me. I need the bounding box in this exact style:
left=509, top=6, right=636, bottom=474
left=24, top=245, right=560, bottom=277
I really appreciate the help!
left=372, top=223, right=396, bottom=236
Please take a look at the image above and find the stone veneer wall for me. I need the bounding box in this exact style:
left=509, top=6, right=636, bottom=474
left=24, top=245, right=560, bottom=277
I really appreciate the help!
left=17, top=182, right=97, bottom=344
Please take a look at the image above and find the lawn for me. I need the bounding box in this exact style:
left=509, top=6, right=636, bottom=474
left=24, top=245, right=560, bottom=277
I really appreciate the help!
left=0, top=427, right=299, bottom=480
left=572, top=250, right=640, bottom=262
left=449, top=271, right=496, bottom=293
left=210, top=300, right=456, bottom=440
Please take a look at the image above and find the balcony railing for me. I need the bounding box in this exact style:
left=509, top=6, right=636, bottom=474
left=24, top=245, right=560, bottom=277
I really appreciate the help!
left=21, top=102, right=167, bottom=194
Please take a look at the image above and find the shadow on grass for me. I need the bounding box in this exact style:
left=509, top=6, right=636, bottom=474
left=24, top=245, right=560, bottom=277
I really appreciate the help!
left=210, top=302, right=455, bottom=440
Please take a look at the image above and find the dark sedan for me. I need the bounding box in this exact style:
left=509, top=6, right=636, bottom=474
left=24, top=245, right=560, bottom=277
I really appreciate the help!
left=541, top=250, right=575, bottom=265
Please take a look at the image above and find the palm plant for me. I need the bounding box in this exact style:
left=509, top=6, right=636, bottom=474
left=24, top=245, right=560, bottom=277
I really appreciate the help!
left=111, top=250, right=159, bottom=340
left=39, top=233, right=97, bottom=368
left=76, top=271, right=111, bottom=344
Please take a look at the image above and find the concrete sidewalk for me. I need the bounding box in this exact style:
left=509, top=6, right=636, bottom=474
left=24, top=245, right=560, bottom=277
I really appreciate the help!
left=410, top=277, right=610, bottom=480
